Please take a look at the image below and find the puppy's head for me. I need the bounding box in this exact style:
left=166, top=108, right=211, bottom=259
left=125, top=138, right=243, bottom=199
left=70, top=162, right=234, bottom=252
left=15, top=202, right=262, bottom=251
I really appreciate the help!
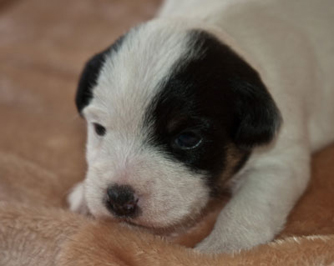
left=75, top=20, right=281, bottom=229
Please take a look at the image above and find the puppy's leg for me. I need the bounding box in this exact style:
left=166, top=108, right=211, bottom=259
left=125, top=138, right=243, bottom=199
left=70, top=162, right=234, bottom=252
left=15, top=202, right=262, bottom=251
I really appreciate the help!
left=196, top=146, right=310, bottom=253
left=68, top=182, right=89, bottom=215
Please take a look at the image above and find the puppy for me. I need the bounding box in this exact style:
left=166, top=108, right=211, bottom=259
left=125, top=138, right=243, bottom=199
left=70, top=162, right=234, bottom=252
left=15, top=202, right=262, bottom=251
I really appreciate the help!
left=68, top=0, right=334, bottom=253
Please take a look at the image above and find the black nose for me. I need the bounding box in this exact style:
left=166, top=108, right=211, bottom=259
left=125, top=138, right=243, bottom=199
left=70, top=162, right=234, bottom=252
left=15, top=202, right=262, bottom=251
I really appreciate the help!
left=106, top=185, right=138, bottom=217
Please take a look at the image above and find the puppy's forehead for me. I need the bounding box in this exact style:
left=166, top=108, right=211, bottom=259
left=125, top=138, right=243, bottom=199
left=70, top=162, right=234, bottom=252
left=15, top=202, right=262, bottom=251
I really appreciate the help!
left=91, top=21, right=199, bottom=131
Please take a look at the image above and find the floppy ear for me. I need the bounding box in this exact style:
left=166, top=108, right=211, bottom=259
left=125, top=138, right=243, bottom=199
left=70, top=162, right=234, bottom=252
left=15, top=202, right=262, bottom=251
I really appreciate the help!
left=230, top=76, right=282, bottom=150
left=189, top=30, right=282, bottom=150
left=75, top=35, right=125, bottom=115
left=75, top=51, right=108, bottom=115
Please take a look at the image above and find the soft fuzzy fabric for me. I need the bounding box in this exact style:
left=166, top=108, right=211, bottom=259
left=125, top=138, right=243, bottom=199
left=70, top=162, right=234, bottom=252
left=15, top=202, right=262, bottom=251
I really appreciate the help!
left=0, top=0, right=333, bottom=265
left=1, top=204, right=334, bottom=266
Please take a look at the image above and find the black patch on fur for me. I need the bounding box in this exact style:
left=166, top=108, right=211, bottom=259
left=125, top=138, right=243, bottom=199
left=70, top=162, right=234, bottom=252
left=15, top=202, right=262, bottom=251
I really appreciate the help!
left=75, top=35, right=125, bottom=114
left=145, top=30, right=281, bottom=191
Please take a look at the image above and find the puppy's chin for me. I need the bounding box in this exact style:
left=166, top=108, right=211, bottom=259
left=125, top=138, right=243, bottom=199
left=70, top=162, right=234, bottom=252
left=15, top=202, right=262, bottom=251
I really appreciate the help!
left=130, top=212, right=201, bottom=234
left=85, top=199, right=201, bottom=234
left=125, top=219, right=199, bottom=237
left=91, top=212, right=203, bottom=238
left=89, top=206, right=204, bottom=234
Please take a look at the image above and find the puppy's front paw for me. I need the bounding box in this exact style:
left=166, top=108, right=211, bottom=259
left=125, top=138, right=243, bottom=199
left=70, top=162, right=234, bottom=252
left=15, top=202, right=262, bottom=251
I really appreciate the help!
left=68, top=182, right=89, bottom=215
left=195, top=221, right=274, bottom=254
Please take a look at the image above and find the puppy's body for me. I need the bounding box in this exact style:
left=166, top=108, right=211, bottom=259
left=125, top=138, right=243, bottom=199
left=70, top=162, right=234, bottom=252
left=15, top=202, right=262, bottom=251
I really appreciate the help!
left=69, top=0, right=334, bottom=253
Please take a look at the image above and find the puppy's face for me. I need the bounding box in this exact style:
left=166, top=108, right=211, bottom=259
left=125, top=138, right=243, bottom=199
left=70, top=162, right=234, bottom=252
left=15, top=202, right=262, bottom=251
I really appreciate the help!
left=76, top=20, right=281, bottom=229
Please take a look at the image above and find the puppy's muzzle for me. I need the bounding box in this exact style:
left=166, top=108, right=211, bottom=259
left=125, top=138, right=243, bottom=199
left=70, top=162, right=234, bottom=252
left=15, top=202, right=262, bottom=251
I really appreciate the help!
left=105, top=184, right=139, bottom=217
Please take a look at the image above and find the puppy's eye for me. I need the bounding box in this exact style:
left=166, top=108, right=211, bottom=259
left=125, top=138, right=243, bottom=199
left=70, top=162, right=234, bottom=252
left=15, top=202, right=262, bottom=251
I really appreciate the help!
left=174, top=131, right=202, bottom=150
left=93, top=123, right=106, bottom=136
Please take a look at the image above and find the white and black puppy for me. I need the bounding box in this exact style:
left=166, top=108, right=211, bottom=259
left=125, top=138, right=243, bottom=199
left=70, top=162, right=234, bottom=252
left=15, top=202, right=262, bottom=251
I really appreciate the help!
left=68, top=0, right=334, bottom=253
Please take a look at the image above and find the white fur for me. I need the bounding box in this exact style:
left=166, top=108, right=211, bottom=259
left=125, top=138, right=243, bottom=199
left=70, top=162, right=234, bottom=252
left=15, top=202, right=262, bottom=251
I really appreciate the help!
left=69, top=0, right=334, bottom=253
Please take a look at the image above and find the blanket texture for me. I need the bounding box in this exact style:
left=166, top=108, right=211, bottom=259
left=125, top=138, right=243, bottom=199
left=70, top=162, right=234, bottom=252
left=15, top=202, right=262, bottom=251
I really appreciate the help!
left=0, top=0, right=333, bottom=265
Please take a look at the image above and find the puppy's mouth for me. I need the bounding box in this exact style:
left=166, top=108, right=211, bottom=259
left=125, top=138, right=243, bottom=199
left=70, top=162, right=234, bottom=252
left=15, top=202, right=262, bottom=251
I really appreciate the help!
left=99, top=186, right=227, bottom=235
left=101, top=201, right=201, bottom=235
left=113, top=199, right=226, bottom=237
left=102, top=189, right=196, bottom=232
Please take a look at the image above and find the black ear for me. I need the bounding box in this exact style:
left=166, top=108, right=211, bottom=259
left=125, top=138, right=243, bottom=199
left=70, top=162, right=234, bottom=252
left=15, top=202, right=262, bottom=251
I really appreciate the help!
left=230, top=76, right=282, bottom=150
left=75, top=35, right=126, bottom=115
left=187, top=30, right=282, bottom=150
left=75, top=51, right=108, bottom=114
